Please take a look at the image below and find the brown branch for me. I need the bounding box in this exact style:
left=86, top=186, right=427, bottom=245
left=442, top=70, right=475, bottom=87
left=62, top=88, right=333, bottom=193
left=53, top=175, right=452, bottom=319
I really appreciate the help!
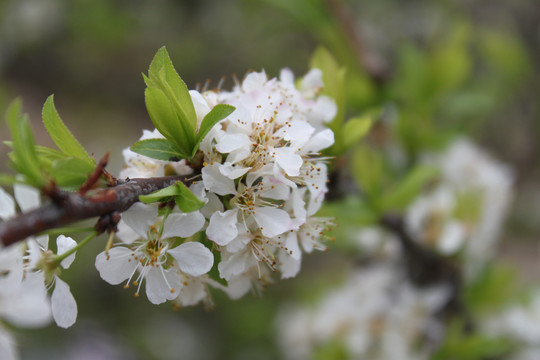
left=326, top=0, right=391, bottom=83
left=0, top=175, right=193, bottom=247
left=380, top=213, right=473, bottom=330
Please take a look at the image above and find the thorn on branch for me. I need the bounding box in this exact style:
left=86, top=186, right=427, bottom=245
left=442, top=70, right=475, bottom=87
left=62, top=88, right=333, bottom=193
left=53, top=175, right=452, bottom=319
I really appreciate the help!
left=79, top=153, right=110, bottom=195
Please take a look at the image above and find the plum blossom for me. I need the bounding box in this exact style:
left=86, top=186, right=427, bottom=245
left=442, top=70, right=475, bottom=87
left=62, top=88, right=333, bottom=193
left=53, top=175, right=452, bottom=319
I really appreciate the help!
left=277, top=264, right=449, bottom=360
left=95, top=203, right=213, bottom=305
left=404, top=138, right=514, bottom=279
left=0, top=185, right=78, bottom=329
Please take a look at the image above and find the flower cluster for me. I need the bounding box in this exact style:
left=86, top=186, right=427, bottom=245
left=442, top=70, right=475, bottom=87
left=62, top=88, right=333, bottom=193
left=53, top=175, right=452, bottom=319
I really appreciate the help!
left=97, top=68, right=336, bottom=305
left=277, top=264, right=449, bottom=360
left=355, top=138, right=514, bottom=280
left=0, top=185, right=81, bottom=359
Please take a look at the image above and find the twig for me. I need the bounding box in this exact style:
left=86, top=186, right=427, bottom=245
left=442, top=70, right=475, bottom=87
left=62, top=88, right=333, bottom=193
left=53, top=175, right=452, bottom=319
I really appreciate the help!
left=0, top=175, right=192, bottom=247
left=380, top=213, right=473, bottom=330
left=79, top=153, right=110, bottom=195
left=326, top=0, right=391, bottom=83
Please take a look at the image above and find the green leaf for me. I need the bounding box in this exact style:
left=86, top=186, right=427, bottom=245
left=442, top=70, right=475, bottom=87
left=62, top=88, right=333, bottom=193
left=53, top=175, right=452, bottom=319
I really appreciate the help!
left=0, top=174, right=16, bottom=186
left=381, top=165, right=439, bottom=211
left=193, top=104, right=235, bottom=157
left=42, top=95, right=94, bottom=166
left=130, top=138, right=187, bottom=161
left=144, top=87, right=191, bottom=155
left=139, top=181, right=204, bottom=212
left=145, top=47, right=197, bottom=153
left=52, top=157, right=94, bottom=188
left=174, top=181, right=205, bottom=212
left=5, top=99, right=44, bottom=188
left=342, top=116, right=372, bottom=149
left=351, top=145, right=385, bottom=203
left=139, top=182, right=181, bottom=203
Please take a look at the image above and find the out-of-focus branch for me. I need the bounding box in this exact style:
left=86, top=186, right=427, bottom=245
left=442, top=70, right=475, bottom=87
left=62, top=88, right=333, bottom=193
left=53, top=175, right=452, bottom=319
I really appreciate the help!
left=0, top=174, right=192, bottom=247
left=326, top=0, right=391, bottom=83
left=380, top=213, right=472, bottom=329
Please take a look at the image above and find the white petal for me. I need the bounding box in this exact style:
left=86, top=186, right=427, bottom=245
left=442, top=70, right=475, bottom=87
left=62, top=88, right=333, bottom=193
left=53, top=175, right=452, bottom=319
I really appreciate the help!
left=177, top=277, right=207, bottom=306
left=201, top=192, right=224, bottom=218
left=51, top=277, right=77, bottom=328
left=0, top=188, right=15, bottom=220
left=116, top=220, right=140, bottom=244
left=218, top=251, right=249, bottom=281
left=300, top=68, right=323, bottom=95
left=216, top=133, right=251, bottom=154
left=121, top=203, right=158, bottom=239
left=95, top=247, right=137, bottom=285
left=14, top=184, right=40, bottom=212
left=219, top=162, right=251, bottom=179
left=56, top=235, right=77, bottom=269
left=206, top=209, right=239, bottom=246
left=259, top=177, right=291, bottom=201
left=279, top=68, right=294, bottom=85
left=284, top=231, right=301, bottom=260
left=189, top=90, right=211, bottom=126
left=0, top=327, right=18, bottom=360
left=439, top=222, right=466, bottom=254
left=169, top=242, right=213, bottom=276
left=279, top=250, right=301, bottom=279
left=274, top=148, right=303, bottom=177
left=242, top=71, right=267, bottom=92
left=303, top=129, right=335, bottom=153
left=279, top=120, right=315, bottom=146
left=162, top=212, right=205, bottom=239
left=253, top=207, right=292, bottom=238
left=34, top=235, right=49, bottom=249
left=202, top=164, right=237, bottom=196
left=310, top=95, right=337, bottom=123
left=1, top=272, right=52, bottom=327
left=145, top=267, right=183, bottom=305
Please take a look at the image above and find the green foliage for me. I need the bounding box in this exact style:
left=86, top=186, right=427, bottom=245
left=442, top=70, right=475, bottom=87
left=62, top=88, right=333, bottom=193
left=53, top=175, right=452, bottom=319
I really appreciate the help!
left=351, top=145, right=386, bottom=204
left=42, top=95, right=95, bottom=167
left=193, top=104, right=235, bottom=158
left=313, top=339, right=348, bottom=360
left=144, top=47, right=234, bottom=159
left=51, top=158, right=94, bottom=189
left=342, top=115, right=372, bottom=150
left=130, top=138, right=185, bottom=161
left=432, top=321, right=511, bottom=360
left=139, top=181, right=205, bottom=213
left=380, top=165, right=439, bottom=211
left=465, top=264, right=520, bottom=315
left=5, top=99, right=44, bottom=188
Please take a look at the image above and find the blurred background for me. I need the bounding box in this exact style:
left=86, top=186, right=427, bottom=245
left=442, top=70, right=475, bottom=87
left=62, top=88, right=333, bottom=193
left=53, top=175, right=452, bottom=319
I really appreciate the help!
left=0, top=0, right=539, bottom=359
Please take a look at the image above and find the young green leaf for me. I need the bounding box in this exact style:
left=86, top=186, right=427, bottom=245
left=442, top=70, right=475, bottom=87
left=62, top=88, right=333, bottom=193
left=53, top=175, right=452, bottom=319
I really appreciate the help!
left=139, top=181, right=204, bottom=212
left=42, top=95, right=94, bottom=166
left=139, top=182, right=181, bottom=204
left=5, top=99, right=44, bottom=188
left=144, top=87, right=192, bottom=155
left=52, top=157, right=94, bottom=188
left=131, top=138, right=187, bottom=161
left=193, top=104, right=235, bottom=157
left=148, top=48, right=197, bottom=128
left=145, top=47, right=197, bottom=154
left=174, top=181, right=205, bottom=212
left=380, top=165, right=439, bottom=211
left=342, top=116, right=373, bottom=149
